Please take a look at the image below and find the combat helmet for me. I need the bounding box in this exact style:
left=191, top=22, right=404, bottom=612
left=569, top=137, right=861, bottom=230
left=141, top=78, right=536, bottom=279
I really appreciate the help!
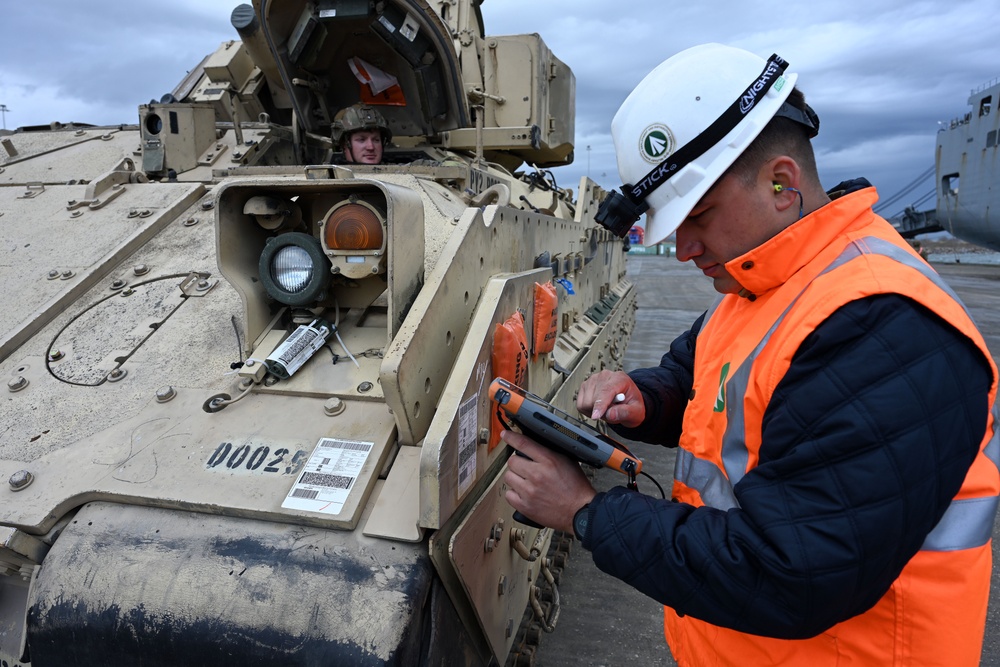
left=331, top=104, right=392, bottom=148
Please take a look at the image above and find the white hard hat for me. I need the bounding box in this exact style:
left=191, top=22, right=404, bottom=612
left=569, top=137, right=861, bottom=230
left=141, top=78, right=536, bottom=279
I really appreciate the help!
left=596, top=44, right=800, bottom=246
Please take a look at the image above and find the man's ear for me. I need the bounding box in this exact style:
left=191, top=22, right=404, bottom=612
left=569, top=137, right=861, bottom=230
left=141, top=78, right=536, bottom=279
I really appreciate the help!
left=766, top=156, right=802, bottom=213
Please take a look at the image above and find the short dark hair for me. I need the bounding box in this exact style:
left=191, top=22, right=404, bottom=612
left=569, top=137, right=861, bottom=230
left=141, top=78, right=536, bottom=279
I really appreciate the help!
left=726, top=88, right=820, bottom=187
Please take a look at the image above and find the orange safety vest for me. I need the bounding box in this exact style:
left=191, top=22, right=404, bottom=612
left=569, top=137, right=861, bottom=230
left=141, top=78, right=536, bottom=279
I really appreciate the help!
left=665, top=189, right=1000, bottom=666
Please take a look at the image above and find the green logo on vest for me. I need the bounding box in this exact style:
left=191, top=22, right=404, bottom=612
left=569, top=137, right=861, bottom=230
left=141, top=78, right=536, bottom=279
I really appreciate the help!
left=714, top=362, right=730, bottom=413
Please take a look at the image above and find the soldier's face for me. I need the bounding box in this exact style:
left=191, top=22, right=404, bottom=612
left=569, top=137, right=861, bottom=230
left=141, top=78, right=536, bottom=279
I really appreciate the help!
left=345, top=130, right=383, bottom=164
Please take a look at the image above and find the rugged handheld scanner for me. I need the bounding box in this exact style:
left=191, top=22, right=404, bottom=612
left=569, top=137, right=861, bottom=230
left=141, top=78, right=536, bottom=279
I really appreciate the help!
left=489, top=378, right=642, bottom=477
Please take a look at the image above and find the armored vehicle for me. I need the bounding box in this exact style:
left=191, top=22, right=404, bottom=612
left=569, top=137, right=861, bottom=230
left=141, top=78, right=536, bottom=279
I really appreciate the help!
left=0, top=1, right=635, bottom=664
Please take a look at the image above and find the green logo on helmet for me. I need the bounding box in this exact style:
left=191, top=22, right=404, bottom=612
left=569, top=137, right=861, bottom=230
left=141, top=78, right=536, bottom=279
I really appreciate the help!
left=639, top=124, right=675, bottom=164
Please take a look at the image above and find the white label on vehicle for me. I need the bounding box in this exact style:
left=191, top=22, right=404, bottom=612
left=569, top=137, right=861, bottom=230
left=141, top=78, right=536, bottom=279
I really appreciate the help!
left=457, top=394, right=478, bottom=496
left=281, top=437, right=373, bottom=515
left=401, top=13, right=420, bottom=42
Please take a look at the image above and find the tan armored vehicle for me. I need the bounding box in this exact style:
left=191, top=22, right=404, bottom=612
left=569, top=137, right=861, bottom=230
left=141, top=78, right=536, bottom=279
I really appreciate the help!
left=0, top=1, right=635, bottom=664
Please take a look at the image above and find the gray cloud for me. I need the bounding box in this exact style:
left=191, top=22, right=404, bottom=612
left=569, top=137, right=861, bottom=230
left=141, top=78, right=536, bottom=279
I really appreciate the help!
left=2, top=0, right=998, bottom=218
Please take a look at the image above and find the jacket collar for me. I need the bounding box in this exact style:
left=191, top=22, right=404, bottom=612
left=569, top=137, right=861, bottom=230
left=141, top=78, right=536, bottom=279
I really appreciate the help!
left=724, top=187, right=880, bottom=297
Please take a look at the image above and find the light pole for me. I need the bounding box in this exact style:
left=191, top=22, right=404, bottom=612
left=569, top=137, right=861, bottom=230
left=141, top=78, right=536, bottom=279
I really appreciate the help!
left=0, top=104, right=9, bottom=131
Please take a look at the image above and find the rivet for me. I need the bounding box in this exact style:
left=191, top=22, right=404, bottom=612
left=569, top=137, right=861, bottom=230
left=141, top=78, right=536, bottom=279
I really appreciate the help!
left=128, top=209, right=140, bottom=218
left=741, top=261, right=754, bottom=270
left=48, top=349, right=64, bottom=362
left=233, top=151, right=243, bottom=158
left=196, top=279, right=211, bottom=291
left=139, top=209, right=152, bottom=218
left=9, top=470, right=33, bottom=491
left=183, top=217, right=198, bottom=226
left=7, top=376, right=28, bottom=392
left=46, top=269, right=60, bottom=280
left=60, top=270, right=75, bottom=280
left=70, top=210, right=83, bottom=218
left=133, top=264, right=150, bottom=276
left=107, top=368, right=127, bottom=382
left=155, top=386, right=176, bottom=403
left=245, top=359, right=256, bottom=367
left=111, top=278, right=127, bottom=291
left=121, top=288, right=135, bottom=297
left=200, top=200, right=215, bottom=211
left=357, top=381, right=373, bottom=393
left=324, top=397, right=345, bottom=416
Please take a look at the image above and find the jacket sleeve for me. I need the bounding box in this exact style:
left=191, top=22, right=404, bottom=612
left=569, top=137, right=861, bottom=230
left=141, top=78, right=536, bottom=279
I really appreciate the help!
left=609, top=312, right=704, bottom=446
left=582, top=294, right=993, bottom=639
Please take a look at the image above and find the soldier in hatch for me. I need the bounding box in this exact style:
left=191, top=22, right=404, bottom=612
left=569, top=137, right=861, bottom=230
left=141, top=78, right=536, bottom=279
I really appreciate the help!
left=332, top=104, right=391, bottom=165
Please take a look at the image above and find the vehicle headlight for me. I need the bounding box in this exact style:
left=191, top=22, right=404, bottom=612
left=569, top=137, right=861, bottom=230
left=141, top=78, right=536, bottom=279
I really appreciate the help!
left=324, top=202, right=384, bottom=251
left=258, top=232, right=331, bottom=306
left=321, top=199, right=387, bottom=280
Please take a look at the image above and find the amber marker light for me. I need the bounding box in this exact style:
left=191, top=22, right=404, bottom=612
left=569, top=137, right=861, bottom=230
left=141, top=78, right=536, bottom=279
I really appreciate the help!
left=324, top=203, right=383, bottom=251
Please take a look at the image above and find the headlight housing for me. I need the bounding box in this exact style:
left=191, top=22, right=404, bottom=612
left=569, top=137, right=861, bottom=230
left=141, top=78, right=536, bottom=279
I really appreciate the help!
left=321, top=199, right=387, bottom=279
left=258, top=232, right=331, bottom=306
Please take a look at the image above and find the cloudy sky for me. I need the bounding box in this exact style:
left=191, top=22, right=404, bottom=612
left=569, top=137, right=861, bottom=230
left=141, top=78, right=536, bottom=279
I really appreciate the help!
left=2, top=0, right=998, bottom=220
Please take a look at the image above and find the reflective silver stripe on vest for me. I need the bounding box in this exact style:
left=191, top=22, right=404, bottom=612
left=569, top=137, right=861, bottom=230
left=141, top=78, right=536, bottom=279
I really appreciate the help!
left=674, top=448, right=740, bottom=510
left=680, top=236, right=999, bottom=551
left=844, top=236, right=966, bottom=307
left=922, top=496, right=999, bottom=551
left=720, top=308, right=798, bottom=491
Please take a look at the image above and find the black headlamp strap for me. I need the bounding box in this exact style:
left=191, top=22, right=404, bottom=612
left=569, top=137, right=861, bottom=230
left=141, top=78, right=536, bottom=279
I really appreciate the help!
left=624, top=54, right=790, bottom=206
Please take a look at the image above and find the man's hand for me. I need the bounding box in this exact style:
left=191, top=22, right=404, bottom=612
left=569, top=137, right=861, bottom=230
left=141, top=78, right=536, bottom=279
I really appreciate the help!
left=502, top=429, right=596, bottom=533
left=576, top=370, right=645, bottom=427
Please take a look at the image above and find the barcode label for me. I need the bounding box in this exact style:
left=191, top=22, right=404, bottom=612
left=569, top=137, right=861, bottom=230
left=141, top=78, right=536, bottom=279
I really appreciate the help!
left=266, top=321, right=330, bottom=377
left=299, top=472, right=354, bottom=489
left=281, top=437, right=375, bottom=516
left=320, top=440, right=373, bottom=453
left=277, top=327, right=319, bottom=364
left=457, top=394, right=478, bottom=497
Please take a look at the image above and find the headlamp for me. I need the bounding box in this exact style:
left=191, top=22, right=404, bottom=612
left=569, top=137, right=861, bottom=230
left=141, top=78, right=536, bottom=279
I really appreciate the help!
left=595, top=190, right=650, bottom=239
left=258, top=232, right=331, bottom=306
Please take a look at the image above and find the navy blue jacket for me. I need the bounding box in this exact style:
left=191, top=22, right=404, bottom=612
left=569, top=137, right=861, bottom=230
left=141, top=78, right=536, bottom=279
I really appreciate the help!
left=583, top=291, right=992, bottom=639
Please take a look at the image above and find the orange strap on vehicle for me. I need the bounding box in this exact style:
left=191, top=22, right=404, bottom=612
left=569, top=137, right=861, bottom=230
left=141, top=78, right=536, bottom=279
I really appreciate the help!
left=533, top=282, right=558, bottom=358
left=489, top=311, right=529, bottom=451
